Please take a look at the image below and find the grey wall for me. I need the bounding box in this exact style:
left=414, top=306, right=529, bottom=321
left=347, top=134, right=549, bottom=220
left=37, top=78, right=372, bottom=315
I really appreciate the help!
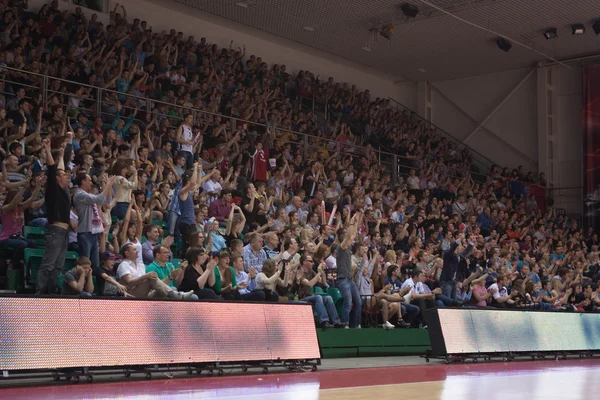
left=430, top=67, right=538, bottom=171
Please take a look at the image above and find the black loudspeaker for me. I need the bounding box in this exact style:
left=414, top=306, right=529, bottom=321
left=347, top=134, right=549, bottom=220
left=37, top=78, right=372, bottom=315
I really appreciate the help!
left=401, top=3, right=419, bottom=18
left=571, top=24, right=585, bottom=35
left=593, top=20, right=600, bottom=35
left=496, top=37, right=512, bottom=52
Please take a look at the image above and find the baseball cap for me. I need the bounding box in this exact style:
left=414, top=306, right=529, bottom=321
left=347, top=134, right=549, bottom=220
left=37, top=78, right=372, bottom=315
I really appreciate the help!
left=100, top=251, right=119, bottom=261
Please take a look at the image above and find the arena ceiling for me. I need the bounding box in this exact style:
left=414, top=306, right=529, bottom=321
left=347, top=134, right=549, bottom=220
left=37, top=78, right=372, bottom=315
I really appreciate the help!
left=175, top=0, right=600, bottom=82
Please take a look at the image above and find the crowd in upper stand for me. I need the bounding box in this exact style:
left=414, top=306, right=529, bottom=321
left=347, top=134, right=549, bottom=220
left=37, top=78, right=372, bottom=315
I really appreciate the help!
left=0, top=0, right=598, bottom=330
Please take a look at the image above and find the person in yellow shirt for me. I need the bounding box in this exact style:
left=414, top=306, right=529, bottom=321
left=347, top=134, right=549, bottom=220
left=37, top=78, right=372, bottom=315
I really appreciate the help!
left=135, top=146, right=154, bottom=168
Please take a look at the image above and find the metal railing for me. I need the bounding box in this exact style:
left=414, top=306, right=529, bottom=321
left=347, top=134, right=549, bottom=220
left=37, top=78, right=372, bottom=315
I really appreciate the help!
left=548, top=186, right=584, bottom=217
left=0, top=65, right=488, bottom=184
left=292, top=87, right=495, bottom=179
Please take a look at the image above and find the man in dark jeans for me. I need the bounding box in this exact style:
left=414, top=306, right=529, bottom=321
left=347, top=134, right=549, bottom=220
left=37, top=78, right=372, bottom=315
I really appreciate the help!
left=37, top=135, right=72, bottom=294
left=335, top=211, right=362, bottom=328
left=440, top=238, right=473, bottom=302
left=73, top=171, right=115, bottom=272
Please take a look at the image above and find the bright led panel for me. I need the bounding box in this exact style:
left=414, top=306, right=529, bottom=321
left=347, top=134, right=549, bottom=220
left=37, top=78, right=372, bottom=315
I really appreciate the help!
left=0, top=297, right=320, bottom=371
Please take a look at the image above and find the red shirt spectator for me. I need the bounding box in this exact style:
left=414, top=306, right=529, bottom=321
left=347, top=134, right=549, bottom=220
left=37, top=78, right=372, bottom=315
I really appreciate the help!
left=250, top=143, right=267, bottom=182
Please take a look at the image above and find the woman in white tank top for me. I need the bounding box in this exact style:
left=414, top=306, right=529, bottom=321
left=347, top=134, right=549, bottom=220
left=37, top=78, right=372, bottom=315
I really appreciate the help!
left=177, top=114, right=195, bottom=169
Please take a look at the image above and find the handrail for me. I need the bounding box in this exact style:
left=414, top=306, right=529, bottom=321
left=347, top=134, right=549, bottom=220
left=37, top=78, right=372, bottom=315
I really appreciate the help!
left=295, top=88, right=490, bottom=170
left=0, top=65, right=491, bottom=182
left=0, top=65, right=396, bottom=159
left=386, top=97, right=496, bottom=171
left=547, top=186, right=583, bottom=191
left=293, top=87, right=493, bottom=180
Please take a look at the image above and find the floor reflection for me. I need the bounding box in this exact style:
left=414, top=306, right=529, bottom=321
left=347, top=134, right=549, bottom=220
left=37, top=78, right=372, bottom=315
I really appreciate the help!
left=441, top=367, right=600, bottom=400
left=1, top=360, right=600, bottom=400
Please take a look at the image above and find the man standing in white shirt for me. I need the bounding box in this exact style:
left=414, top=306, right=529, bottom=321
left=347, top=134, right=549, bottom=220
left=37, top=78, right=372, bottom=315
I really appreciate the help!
left=117, top=243, right=198, bottom=300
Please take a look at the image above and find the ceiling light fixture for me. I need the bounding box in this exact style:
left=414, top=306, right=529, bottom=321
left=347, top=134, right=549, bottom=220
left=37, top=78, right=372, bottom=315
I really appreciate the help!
left=303, top=26, right=314, bottom=32
left=379, top=23, right=395, bottom=40
left=496, top=37, right=512, bottom=52
left=401, top=3, right=419, bottom=18
left=543, top=28, right=558, bottom=40
left=361, top=46, right=372, bottom=52
left=572, top=24, right=586, bottom=35
left=236, top=2, right=248, bottom=8
left=417, top=68, right=426, bottom=73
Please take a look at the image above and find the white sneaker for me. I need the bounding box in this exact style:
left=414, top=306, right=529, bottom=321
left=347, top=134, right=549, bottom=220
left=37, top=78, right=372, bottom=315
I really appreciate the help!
left=169, top=290, right=197, bottom=300
left=181, top=291, right=198, bottom=300
left=382, top=321, right=395, bottom=330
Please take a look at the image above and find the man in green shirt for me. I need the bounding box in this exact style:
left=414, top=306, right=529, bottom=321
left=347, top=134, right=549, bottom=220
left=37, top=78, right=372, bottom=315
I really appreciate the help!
left=146, top=245, right=185, bottom=289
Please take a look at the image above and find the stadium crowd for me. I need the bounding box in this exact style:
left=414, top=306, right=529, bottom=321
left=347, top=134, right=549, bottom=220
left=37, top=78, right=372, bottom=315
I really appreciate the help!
left=0, top=0, right=598, bottom=330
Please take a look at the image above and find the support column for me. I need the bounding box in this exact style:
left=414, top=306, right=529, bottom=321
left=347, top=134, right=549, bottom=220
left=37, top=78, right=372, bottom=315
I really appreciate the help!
left=416, top=81, right=431, bottom=127
left=536, top=65, right=558, bottom=190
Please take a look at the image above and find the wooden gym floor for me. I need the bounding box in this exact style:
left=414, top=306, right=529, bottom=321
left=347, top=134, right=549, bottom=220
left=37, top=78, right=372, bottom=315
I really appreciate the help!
left=1, top=358, right=599, bottom=399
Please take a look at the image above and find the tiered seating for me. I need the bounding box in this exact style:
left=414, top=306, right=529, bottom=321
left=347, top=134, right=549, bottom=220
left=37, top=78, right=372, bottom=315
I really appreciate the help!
left=0, top=2, right=589, bottom=332
left=23, top=247, right=79, bottom=287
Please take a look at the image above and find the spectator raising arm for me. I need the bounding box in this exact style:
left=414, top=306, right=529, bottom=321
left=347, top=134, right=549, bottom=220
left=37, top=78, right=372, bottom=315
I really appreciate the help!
left=179, top=161, right=201, bottom=201
left=341, top=211, right=362, bottom=250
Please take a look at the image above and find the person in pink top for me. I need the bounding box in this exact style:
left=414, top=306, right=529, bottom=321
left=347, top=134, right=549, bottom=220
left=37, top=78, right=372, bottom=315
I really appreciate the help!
left=0, top=177, right=42, bottom=269
left=471, top=274, right=493, bottom=307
